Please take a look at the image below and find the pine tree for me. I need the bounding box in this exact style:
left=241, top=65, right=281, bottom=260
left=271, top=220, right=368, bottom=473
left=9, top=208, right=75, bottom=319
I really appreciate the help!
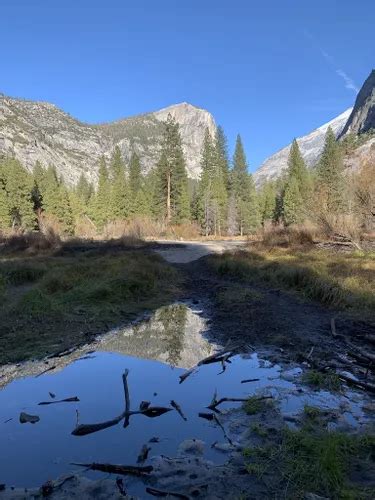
left=280, top=139, right=311, bottom=225
left=2, top=159, right=35, bottom=229
left=283, top=176, right=304, bottom=225
left=76, top=174, right=92, bottom=204
left=316, top=126, right=345, bottom=212
left=110, top=164, right=131, bottom=219
left=0, top=180, right=10, bottom=230
left=32, top=160, right=46, bottom=212
left=231, top=135, right=260, bottom=235
left=90, top=156, right=110, bottom=228
left=196, top=129, right=228, bottom=235
left=216, top=125, right=230, bottom=189
left=259, top=181, right=277, bottom=224
left=110, top=146, right=125, bottom=181
left=287, top=139, right=311, bottom=199
left=42, top=165, right=73, bottom=232
left=155, top=114, right=190, bottom=223
left=129, top=152, right=142, bottom=196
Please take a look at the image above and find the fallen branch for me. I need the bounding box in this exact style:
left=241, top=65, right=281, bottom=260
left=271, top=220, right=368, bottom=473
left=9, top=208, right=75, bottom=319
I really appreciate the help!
left=241, top=378, right=260, bottom=384
left=35, top=365, right=56, bottom=378
left=38, top=397, right=79, bottom=405
left=123, top=369, right=130, bottom=428
left=72, top=413, right=125, bottom=436
left=116, top=477, right=127, bottom=496
left=338, top=373, right=375, bottom=394
left=71, top=462, right=153, bottom=476
left=178, top=367, right=197, bottom=384
left=179, top=344, right=238, bottom=384
left=207, top=395, right=272, bottom=412
left=171, top=400, right=187, bottom=421
left=213, top=415, right=233, bottom=445
left=198, top=412, right=215, bottom=421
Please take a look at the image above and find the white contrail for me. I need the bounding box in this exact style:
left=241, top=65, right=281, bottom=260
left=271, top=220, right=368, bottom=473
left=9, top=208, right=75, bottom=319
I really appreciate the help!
left=303, top=30, right=359, bottom=93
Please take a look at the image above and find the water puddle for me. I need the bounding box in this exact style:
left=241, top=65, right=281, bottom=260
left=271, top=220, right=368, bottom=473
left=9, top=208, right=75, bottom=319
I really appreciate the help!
left=0, top=303, right=370, bottom=495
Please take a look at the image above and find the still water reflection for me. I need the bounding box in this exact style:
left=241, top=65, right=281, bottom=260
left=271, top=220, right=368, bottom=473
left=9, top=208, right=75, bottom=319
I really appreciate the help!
left=0, top=303, right=368, bottom=492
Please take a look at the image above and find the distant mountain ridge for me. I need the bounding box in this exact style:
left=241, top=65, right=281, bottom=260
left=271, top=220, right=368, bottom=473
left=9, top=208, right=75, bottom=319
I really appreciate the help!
left=253, top=108, right=352, bottom=186
left=254, top=69, right=375, bottom=186
left=0, top=95, right=216, bottom=185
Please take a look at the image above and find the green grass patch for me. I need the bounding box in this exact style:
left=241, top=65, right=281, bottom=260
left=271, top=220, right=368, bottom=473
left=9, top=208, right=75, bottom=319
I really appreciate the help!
left=244, top=396, right=273, bottom=415
left=0, top=250, right=180, bottom=364
left=302, top=370, right=342, bottom=392
left=243, top=428, right=375, bottom=498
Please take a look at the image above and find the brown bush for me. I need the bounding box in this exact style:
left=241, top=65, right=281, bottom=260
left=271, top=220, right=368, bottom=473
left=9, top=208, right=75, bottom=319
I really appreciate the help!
left=257, top=223, right=319, bottom=249
left=0, top=230, right=61, bottom=254
left=74, top=216, right=98, bottom=239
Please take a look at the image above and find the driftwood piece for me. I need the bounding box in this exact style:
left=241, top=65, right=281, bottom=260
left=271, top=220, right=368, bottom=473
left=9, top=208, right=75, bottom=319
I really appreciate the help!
left=38, top=397, right=79, bottom=405
left=178, top=367, right=197, bottom=384
left=35, top=365, right=57, bottom=378
left=171, top=400, right=187, bottom=421
left=116, top=477, right=127, bottom=496
left=19, top=412, right=40, bottom=424
left=145, top=487, right=189, bottom=499
left=241, top=378, right=260, bottom=384
left=72, top=413, right=125, bottom=436
left=213, top=414, right=233, bottom=445
left=71, top=462, right=153, bottom=476
left=137, top=444, right=151, bottom=464
left=40, top=476, right=75, bottom=497
left=123, top=369, right=131, bottom=428
left=207, top=395, right=272, bottom=412
left=49, top=392, right=56, bottom=399
left=179, top=344, right=238, bottom=384
left=198, top=412, right=215, bottom=421
left=338, top=373, right=375, bottom=393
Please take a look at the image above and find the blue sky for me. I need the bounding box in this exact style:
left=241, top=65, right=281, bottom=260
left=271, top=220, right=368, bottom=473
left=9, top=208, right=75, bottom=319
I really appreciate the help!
left=1, top=0, right=374, bottom=171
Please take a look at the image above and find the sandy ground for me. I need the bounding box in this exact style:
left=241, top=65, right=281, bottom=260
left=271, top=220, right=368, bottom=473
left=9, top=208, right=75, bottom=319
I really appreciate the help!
left=153, top=240, right=245, bottom=263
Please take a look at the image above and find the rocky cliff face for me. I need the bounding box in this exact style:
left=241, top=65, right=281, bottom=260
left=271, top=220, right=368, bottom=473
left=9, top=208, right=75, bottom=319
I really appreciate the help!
left=253, top=108, right=352, bottom=186
left=0, top=94, right=216, bottom=184
left=340, top=70, right=375, bottom=137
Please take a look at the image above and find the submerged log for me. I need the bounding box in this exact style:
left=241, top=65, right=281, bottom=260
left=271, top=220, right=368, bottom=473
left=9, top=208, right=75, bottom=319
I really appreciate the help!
left=71, top=462, right=153, bottom=476
left=241, top=378, right=260, bottom=384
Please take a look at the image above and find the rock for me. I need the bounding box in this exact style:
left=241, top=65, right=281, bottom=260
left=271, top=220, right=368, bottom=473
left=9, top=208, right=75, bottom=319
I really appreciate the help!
left=19, top=412, right=40, bottom=424
left=0, top=96, right=216, bottom=184
left=178, top=439, right=205, bottom=456
left=340, top=70, right=375, bottom=136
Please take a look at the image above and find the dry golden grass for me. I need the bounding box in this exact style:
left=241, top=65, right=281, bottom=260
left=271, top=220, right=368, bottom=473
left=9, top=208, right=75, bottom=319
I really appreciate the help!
left=210, top=247, right=375, bottom=314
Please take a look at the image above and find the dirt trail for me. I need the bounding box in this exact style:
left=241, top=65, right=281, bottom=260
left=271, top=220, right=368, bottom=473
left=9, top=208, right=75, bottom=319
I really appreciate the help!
left=153, top=239, right=245, bottom=263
